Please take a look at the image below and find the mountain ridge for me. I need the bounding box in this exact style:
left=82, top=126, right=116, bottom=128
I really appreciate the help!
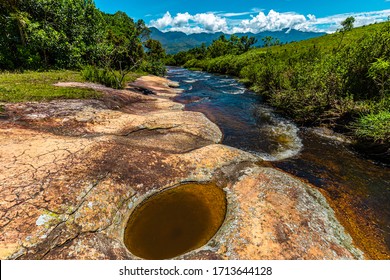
left=149, top=27, right=327, bottom=54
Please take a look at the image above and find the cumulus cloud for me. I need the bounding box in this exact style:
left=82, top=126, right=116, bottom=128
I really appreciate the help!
left=151, top=12, right=173, bottom=29
left=233, top=10, right=307, bottom=33
left=149, top=9, right=390, bottom=34
left=149, top=11, right=227, bottom=33
left=193, top=13, right=227, bottom=32
left=172, top=12, right=192, bottom=27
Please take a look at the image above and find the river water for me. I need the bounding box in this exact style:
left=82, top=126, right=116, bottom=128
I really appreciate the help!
left=166, top=67, right=390, bottom=259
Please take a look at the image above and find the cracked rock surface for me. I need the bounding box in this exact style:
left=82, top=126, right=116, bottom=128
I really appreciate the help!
left=0, top=75, right=363, bottom=260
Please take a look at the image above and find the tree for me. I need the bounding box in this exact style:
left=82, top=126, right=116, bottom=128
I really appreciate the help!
left=144, top=39, right=165, bottom=60
left=262, top=36, right=280, bottom=47
left=207, top=35, right=231, bottom=58
left=340, top=16, right=355, bottom=32
left=335, top=16, right=355, bottom=53
left=0, top=0, right=154, bottom=71
left=206, top=34, right=258, bottom=58
left=143, top=38, right=166, bottom=75
left=240, top=35, right=257, bottom=52
left=189, top=43, right=207, bottom=60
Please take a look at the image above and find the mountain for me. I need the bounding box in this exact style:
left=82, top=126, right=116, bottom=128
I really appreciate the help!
left=149, top=27, right=327, bottom=54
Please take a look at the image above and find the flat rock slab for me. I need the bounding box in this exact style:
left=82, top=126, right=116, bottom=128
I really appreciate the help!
left=0, top=76, right=363, bottom=260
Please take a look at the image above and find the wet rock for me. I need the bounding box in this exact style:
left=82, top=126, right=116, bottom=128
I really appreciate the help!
left=0, top=76, right=363, bottom=260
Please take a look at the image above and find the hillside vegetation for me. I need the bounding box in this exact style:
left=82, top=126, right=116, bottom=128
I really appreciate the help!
left=170, top=21, right=390, bottom=150
left=0, top=0, right=166, bottom=89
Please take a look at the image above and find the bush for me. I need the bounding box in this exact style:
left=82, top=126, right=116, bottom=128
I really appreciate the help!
left=81, top=65, right=124, bottom=89
left=140, top=60, right=166, bottom=76
left=353, top=111, right=390, bottom=142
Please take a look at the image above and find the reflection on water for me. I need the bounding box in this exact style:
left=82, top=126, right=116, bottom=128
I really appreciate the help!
left=273, top=129, right=390, bottom=259
left=124, top=183, right=226, bottom=260
left=167, top=67, right=390, bottom=259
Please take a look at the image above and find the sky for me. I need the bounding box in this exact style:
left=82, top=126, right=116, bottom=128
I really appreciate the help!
left=94, top=0, right=390, bottom=34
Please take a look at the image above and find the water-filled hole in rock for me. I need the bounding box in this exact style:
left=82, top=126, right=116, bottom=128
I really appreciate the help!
left=124, top=183, right=227, bottom=259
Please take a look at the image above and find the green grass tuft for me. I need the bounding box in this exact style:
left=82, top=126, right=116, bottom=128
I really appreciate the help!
left=354, top=111, right=390, bottom=142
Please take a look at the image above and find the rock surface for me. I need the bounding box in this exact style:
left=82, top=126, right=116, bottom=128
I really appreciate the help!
left=0, top=75, right=363, bottom=260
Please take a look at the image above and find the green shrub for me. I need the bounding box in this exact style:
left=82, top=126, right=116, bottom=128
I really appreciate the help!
left=81, top=65, right=124, bottom=89
left=353, top=111, right=390, bottom=142
left=140, top=60, right=167, bottom=76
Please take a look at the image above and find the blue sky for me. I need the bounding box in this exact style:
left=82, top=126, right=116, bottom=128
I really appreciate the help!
left=94, top=0, right=390, bottom=33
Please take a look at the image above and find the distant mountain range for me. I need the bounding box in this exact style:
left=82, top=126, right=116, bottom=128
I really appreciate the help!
left=150, top=27, right=326, bottom=54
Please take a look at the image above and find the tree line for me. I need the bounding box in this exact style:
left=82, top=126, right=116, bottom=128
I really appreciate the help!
left=166, top=34, right=258, bottom=66
left=0, top=0, right=166, bottom=87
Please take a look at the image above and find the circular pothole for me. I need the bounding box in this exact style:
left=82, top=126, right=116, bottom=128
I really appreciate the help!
left=124, top=182, right=227, bottom=259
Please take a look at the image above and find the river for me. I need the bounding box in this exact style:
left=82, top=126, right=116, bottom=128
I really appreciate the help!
left=166, top=67, right=390, bottom=259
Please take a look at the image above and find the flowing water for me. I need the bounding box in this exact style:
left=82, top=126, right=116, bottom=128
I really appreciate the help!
left=167, top=67, right=390, bottom=259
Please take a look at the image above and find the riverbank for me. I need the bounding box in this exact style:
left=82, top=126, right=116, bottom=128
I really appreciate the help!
left=0, top=74, right=363, bottom=259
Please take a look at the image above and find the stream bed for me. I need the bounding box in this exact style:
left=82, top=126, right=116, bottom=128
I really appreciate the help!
left=167, top=67, right=390, bottom=259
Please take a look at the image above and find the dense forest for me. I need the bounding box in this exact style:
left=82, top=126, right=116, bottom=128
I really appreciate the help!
left=0, top=0, right=166, bottom=87
left=168, top=19, right=390, bottom=154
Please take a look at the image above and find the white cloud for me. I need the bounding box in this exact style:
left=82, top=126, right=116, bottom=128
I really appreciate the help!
left=218, top=11, right=255, bottom=17
left=172, top=12, right=192, bottom=26
left=193, top=13, right=227, bottom=32
left=234, top=10, right=307, bottom=33
left=149, top=9, right=390, bottom=34
left=150, top=12, right=173, bottom=29
left=149, top=11, right=227, bottom=33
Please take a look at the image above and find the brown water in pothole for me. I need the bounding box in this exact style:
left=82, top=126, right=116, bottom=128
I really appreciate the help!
left=124, top=183, right=227, bottom=259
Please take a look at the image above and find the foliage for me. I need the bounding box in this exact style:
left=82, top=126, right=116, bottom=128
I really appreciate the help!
left=0, top=0, right=166, bottom=82
left=168, top=34, right=257, bottom=63
left=0, top=70, right=102, bottom=102
left=262, top=36, right=281, bottom=47
left=81, top=65, right=123, bottom=89
left=144, top=39, right=165, bottom=60
left=143, top=39, right=167, bottom=76
left=368, top=58, right=390, bottom=97
left=0, top=0, right=105, bottom=69
left=139, top=60, right=166, bottom=76
left=353, top=111, right=390, bottom=142
left=340, top=16, right=355, bottom=32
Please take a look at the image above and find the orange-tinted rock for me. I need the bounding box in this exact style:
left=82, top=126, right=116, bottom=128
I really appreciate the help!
left=214, top=166, right=363, bottom=260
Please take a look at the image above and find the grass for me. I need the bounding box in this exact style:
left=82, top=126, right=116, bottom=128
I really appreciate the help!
left=0, top=70, right=103, bottom=102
